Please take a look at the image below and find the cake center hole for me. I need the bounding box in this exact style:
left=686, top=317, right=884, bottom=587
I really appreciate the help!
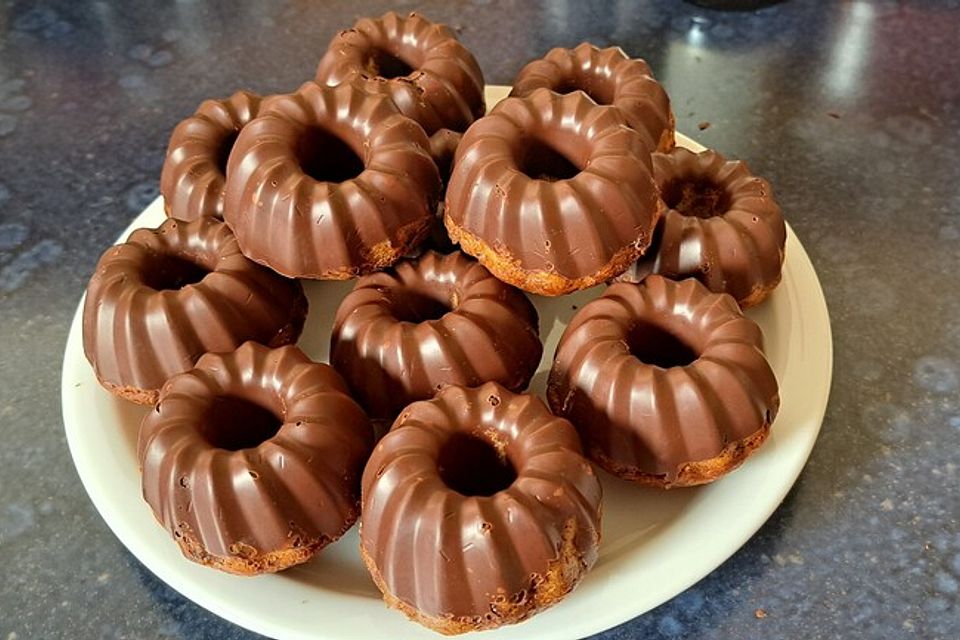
left=555, top=76, right=614, bottom=105
left=519, top=138, right=581, bottom=182
left=628, top=320, right=698, bottom=368
left=200, top=396, right=282, bottom=451
left=141, top=253, right=209, bottom=291
left=438, top=432, right=516, bottom=497
left=663, top=178, right=731, bottom=219
left=365, top=48, right=415, bottom=79
left=216, top=130, right=239, bottom=174
left=390, top=287, right=454, bottom=323
left=297, top=127, right=364, bottom=183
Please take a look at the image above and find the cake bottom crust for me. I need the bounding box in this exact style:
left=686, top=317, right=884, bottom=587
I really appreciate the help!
left=590, top=425, right=772, bottom=489
left=359, top=519, right=595, bottom=635
left=168, top=510, right=357, bottom=576
left=445, top=217, right=654, bottom=297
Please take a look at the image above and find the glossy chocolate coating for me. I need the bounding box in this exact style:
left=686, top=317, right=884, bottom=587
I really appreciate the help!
left=82, top=217, right=307, bottom=405
left=617, top=147, right=787, bottom=308
left=444, top=88, right=663, bottom=296
left=360, top=382, right=602, bottom=633
left=511, top=42, right=675, bottom=153
left=160, top=90, right=262, bottom=220
left=421, top=129, right=463, bottom=253
left=330, top=251, right=542, bottom=421
left=223, top=81, right=441, bottom=280
left=428, top=127, right=462, bottom=185
left=138, top=342, right=373, bottom=575
left=548, top=276, right=779, bottom=486
left=316, top=11, right=485, bottom=136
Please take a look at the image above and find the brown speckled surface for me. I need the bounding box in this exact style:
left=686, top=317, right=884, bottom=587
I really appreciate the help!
left=2, top=1, right=959, bottom=638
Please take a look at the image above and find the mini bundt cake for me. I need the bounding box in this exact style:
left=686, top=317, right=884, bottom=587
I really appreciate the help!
left=139, top=342, right=374, bottom=575
left=511, top=42, right=675, bottom=153
left=316, top=11, right=485, bottom=141
left=330, top=250, right=542, bottom=421
left=444, top=88, right=663, bottom=296
left=222, top=81, right=441, bottom=279
left=160, top=90, right=262, bottom=220
left=617, top=147, right=787, bottom=308
left=547, top=276, right=780, bottom=488
left=82, top=217, right=307, bottom=405
left=361, top=382, right=602, bottom=634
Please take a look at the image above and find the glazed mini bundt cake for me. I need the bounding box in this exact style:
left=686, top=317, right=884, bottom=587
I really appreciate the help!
left=160, top=90, right=263, bottom=221
left=330, top=250, right=542, bottom=421
left=512, top=42, right=675, bottom=153
left=223, top=81, right=441, bottom=279
left=444, top=88, right=663, bottom=296
left=82, top=216, right=307, bottom=405
left=139, top=342, right=373, bottom=575
left=548, top=276, right=779, bottom=488
left=316, top=11, right=485, bottom=144
left=617, top=147, right=787, bottom=308
left=361, top=382, right=602, bottom=634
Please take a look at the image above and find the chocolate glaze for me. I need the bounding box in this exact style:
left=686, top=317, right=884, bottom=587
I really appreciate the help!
left=222, top=81, right=441, bottom=280
left=421, top=128, right=463, bottom=253
left=444, top=88, right=663, bottom=296
left=428, top=127, right=462, bottom=185
left=160, top=90, right=262, bottom=220
left=138, top=342, right=374, bottom=575
left=547, top=276, right=780, bottom=487
left=512, top=43, right=675, bottom=153
left=360, top=382, right=602, bottom=633
left=82, top=217, right=307, bottom=405
left=617, top=147, right=787, bottom=308
left=316, top=11, right=485, bottom=137
left=422, top=201, right=458, bottom=254
left=330, top=251, right=542, bottom=421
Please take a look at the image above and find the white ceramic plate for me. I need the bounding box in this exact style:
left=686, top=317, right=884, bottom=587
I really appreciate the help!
left=62, top=86, right=832, bottom=640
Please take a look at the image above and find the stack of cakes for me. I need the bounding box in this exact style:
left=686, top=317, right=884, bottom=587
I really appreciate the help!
left=81, top=10, right=786, bottom=635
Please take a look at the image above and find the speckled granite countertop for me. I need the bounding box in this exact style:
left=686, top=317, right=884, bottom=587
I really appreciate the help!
left=2, top=1, right=958, bottom=638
